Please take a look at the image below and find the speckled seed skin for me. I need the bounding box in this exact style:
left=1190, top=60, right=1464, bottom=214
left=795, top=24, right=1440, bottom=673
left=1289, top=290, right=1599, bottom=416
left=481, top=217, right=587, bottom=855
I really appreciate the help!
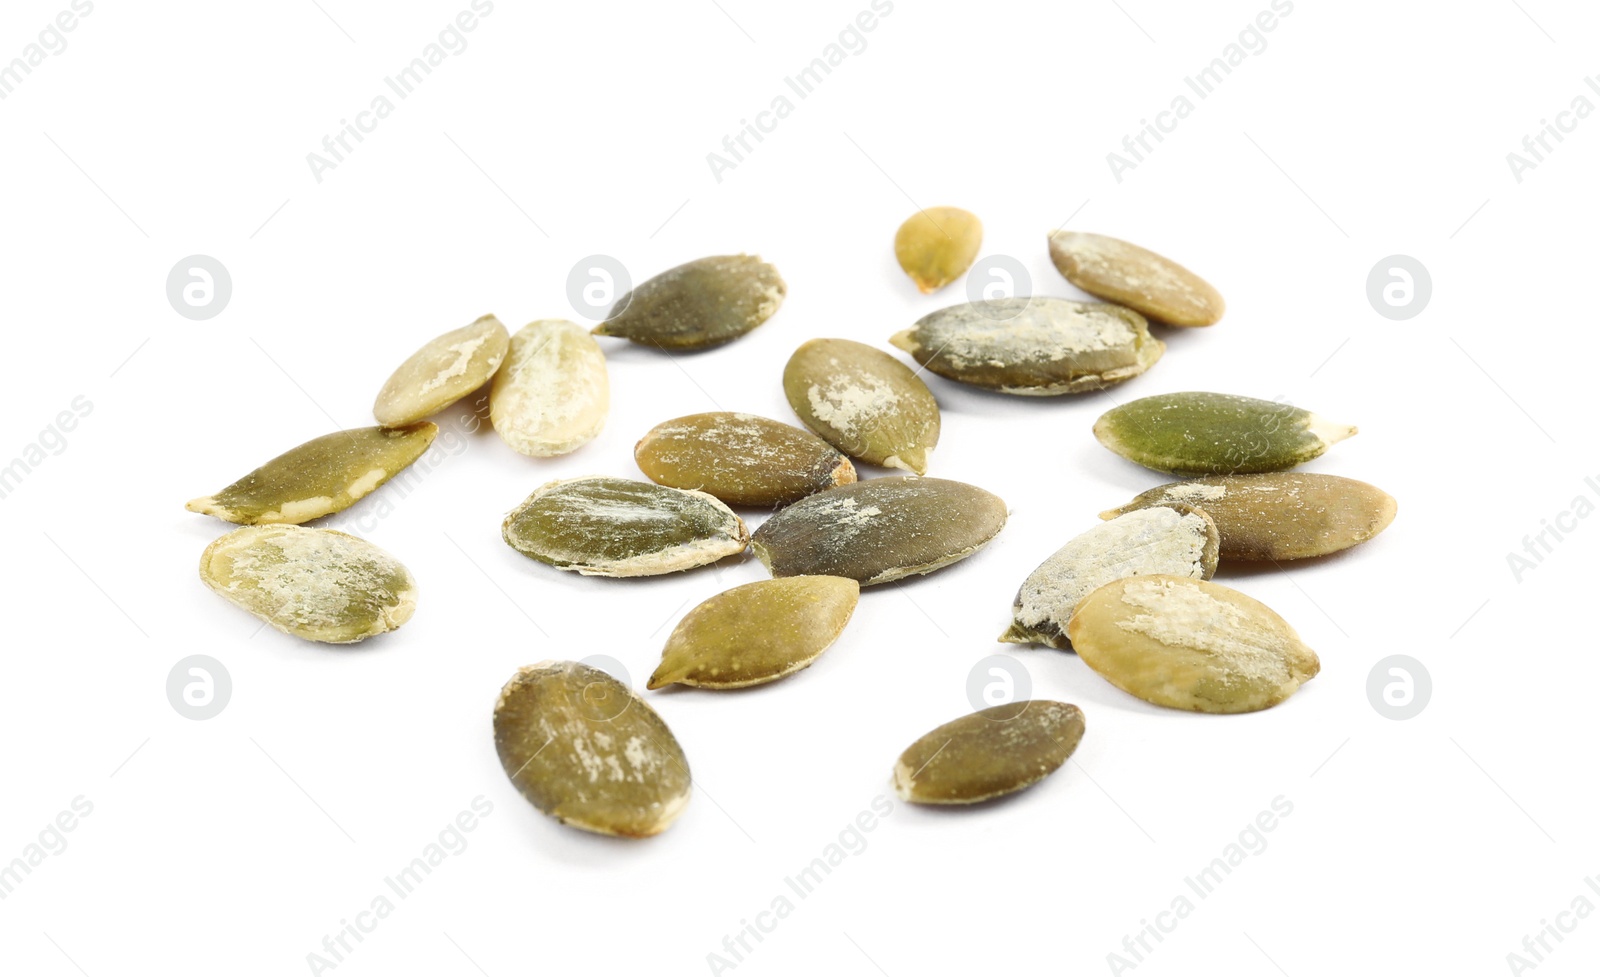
left=894, top=206, right=982, bottom=294
left=1067, top=575, right=1320, bottom=714
left=1001, top=505, right=1219, bottom=651
left=494, top=662, right=691, bottom=838
left=889, top=297, right=1163, bottom=395
left=373, top=314, right=509, bottom=426
left=783, top=338, right=941, bottom=474
left=198, top=525, right=417, bottom=643
left=1093, top=392, right=1357, bottom=476
left=634, top=412, right=855, bottom=508
left=185, top=424, right=438, bottom=525
left=592, top=255, right=785, bottom=351
left=1047, top=231, right=1224, bottom=327
left=893, top=701, right=1085, bottom=805
left=490, top=319, right=609, bottom=457
left=751, top=476, right=1006, bottom=585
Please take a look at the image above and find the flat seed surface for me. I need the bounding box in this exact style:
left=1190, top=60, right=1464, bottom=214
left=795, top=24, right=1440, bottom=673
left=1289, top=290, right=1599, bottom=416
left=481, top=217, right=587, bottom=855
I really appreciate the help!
left=186, top=424, right=437, bottom=525
left=893, top=701, right=1084, bottom=805
left=593, top=255, right=785, bottom=350
left=494, top=661, right=691, bottom=838
left=1093, top=392, right=1357, bottom=476
left=634, top=412, right=855, bottom=508
left=1047, top=231, right=1224, bottom=327
left=783, top=338, right=940, bottom=474
left=198, top=525, right=417, bottom=643
left=894, top=206, right=982, bottom=294
left=373, top=314, right=509, bottom=426
left=1067, top=575, right=1320, bottom=714
left=490, top=319, right=609, bottom=457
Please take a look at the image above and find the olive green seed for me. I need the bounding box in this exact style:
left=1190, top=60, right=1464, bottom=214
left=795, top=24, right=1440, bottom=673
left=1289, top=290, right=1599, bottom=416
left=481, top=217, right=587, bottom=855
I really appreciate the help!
left=1047, top=231, right=1224, bottom=327
left=634, top=412, right=855, bottom=508
left=592, top=255, right=785, bottom=351
left=783, top=338, right=941, bottom=474
left=1093, top=392, right=1357, bottom=476
left=893, top=701, right=1085, bottom=805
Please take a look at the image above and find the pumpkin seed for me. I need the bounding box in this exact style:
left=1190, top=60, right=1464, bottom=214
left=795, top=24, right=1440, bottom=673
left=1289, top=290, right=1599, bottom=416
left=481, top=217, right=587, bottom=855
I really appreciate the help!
left=1067, top=575, right=1320, bottom=714
left=893, top=701, right=1084, bottom=805
left=634, top=412, right=855, bottom=508
left=752, top=476, right=1005, bottom=585
left=1000, top=505, right=1219, bottom=651
left=502, top=476, right=748, bottom=577
left=1095, top=392, right=1356, bottom=476
left=592, top=255, right=785, bottom=351
left=494, top=661, right=691, bottom=837
left=1047, top=231, right=1224, bottom=327
left=783, top=338, right=941, bottom=475
left=647, top=576, right=859, bottom=690
left=894, top=206, right=982, bottom=294
left=198, top=525, right=417, bottom=643
left=490, top=319, right=609, bottom=457
left=185, top=424, right=437, bottom=525
left=1101, top=473, right=1397, bottom=562
left=373, top=314, right=509, bottom=426
left=889, top=297, right=1163, bottom=395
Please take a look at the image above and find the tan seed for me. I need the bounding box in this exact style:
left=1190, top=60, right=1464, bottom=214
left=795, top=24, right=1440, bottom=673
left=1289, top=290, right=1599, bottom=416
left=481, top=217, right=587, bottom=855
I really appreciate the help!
left=373, top=314, right=509, bottom=426
left=894, top=206, right=982, bottom=294
left=893, top=701, right=1085, bottom=805
left=1048, top=231, right=1224, bottom=327
left=635, top=412, right=854, bottom=508
left=783, top=338, right=941, bottom=474
left=490, top=319, right=609, bottom=457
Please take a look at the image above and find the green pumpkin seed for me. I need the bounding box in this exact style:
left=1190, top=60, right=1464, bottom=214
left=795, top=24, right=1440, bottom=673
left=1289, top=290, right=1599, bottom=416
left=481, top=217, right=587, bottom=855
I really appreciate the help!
left=373, top=314, right=509, bottom=426
left=783, top=338, right=941, bottom=474
left=634, top=412, right=855, bottom=508
left=494, top=661, right=691, bottom=838
left=894, top=701, right=1084, bottom=805
left=592, top=255, right=785, bottom=351
left=1094, top=392, right=1357, bottom=476
left=198, top=525, right=417, bottom=643
left=502, top=476, right=748, bottom=577
left=894, top=206, right=982, bottom=294
left=490, top=319, right=609, bottom=457
left=1067, top=575, right=1320, bottom=714
left=647, top=576, right=859, bottom=690
left=1000, top=505, right=1219, bottom=651
left=1047, top=231, right=1224, bottom=327
left=186, top=424, right=437, bottom=525
left=889, top=297, right=1163, bottom=395
left=752, top=476, right=1005, bottom=585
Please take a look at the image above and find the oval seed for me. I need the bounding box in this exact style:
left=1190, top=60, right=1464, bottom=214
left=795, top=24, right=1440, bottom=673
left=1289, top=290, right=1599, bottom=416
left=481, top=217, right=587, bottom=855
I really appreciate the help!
left=634, top=412, right=855, bottom=508
left=592, top=255, right=785, bottom=351
left=894, top=206, right=982, bottom=294
left=893, top=701, right=1085, bottom=805
left=1000, top=505, right=1219, bottom=651
left=185, top=424, right=437, bottom=525
left=889, top=297, right=1163, bottom=395
left=198, top=525, right=417, bottom=644
left=502, top=476, right=748, bottom=577
left=373, top=314, right=509, bottom=426
left=494, top=661, right=691, bottom=838
left=1047, top=231, right=1224, bottom=327
left=648, top=576, right=859, bottom=690
left=751, top=476, right=1006, bottom=585
left=1067, top=575, right=1320, bottom=714
left=1094, top=392, right=1357, bottom=476
left=783, top=338, right=941, bottom=474
left=490, top=319, right=609, bottom=457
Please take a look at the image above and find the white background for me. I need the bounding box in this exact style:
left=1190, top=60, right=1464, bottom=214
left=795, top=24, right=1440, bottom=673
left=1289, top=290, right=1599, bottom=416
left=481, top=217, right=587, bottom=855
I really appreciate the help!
left=1, top=1, right=1596, bottom=974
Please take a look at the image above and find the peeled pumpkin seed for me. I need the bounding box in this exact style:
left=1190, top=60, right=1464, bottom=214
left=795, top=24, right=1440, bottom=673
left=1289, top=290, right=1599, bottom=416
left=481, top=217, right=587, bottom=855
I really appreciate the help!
left=752, top=476, right=1005, bottom=585
left=1047, top=231, right=1224, bottom=327
left=502, top=476, right=748, bottom=577
left=889, top=297, right=1163, bottom=395
left=894, top=206, right=982, bottom=294
left=1094, top=392, right=1356, bottom=476
left=893, top=701, right=1085, bottom=805
left=198, top=524, right=417, bottom=643
left=647, top=576, right=859, bottom=690
left=634, top=412, right=854, bottom=508
left=592, top=255, right=785, bottom=351
left=783, top=338, right=941, bottom=475
left=490, top=319, right=609, bottom=457
left=1067, top=575, right=1319, bottom=714
left=1000, top=505, right=1219, bottom=651
left=185, top=424, right=437, bottom=525
left=373, top=314, right=509, bottom=426
left=494, top=661, right=691, bottom=838
left=1102, top=473, right=1397, bottom=562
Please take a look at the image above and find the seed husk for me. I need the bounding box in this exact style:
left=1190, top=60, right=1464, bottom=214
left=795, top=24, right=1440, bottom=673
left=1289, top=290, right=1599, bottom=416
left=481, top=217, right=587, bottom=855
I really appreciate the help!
left=592, top=255, right=785, bottom=351
left=490, top=319, right=609, bottom=457
left=1094, top=392, right=1357, bottom=476
left=1101, top=473, right=1397, bottom=562
left=783, top=338, right=941, bottom=474
left=893, top=701, right=1085, bottom=805
left=494, top=661, right=691, bottom=838
left=185, top=424, right=438, bottom=525
left=198, top=525, right=417, bottom=643
left=634, top=412, right=855, bottom=508
left=373, top=314, right=510, bottom=426
left=647, top=576, right=859, bottom=690
left=1067, top=575, right=1320, bottom=714
left=502, top=476, right=748, bottom=577
left=1000, top=505, right=1219, bottom=651
left=1047, top=231, right=1224, bottom=327
left=889, top=297, right=1163, bottom=395
left=752, top=476, right=1006, bottom=585
left=894, top=206, right=982, bottom=294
